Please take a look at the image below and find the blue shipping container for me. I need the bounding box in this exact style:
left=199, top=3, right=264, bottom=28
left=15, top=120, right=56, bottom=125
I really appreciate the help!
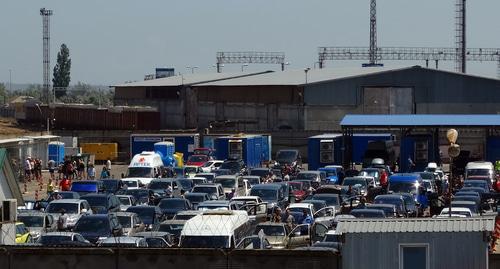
left=48, top=141, right=65, bottom=164
left=486, top=136, right=500, bottom=163
left=130, top=134, right=200, bottom=160
left=215, top=135, right=266, bottom=168
left=308, top=133, right=393, bottom=170
left=400, top=135, right=435, bottom=173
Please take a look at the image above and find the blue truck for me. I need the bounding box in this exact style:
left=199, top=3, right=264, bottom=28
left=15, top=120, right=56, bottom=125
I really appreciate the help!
left=214, top=134, right=268, bottom=168
left=308, top=133, right=394, bottom=170
left=130, top=133, right=200, bottom=161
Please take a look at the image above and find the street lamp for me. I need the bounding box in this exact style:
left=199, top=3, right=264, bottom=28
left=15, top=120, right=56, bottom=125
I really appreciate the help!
left=186, top=66, right=198, bottom=74
left=446, top=129, right=460, bottom=217
left=304, top=68, right=311, bottom=84
left=241, top=63, right=249, bottom=72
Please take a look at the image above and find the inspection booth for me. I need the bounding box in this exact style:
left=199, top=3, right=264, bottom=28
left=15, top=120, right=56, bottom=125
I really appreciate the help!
left=337, top=217, right=495, bottom=269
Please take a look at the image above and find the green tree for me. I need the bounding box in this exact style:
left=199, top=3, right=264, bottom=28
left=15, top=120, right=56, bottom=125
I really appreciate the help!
left=52, top=43, right=71, bottom=97
left=0, top=83, right=6, bottom=104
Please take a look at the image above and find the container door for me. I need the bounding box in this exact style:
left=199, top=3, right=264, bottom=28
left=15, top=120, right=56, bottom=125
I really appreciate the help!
left=319, top=140, right=334, bottom=165
left=228, top=140, right=243, bottom=160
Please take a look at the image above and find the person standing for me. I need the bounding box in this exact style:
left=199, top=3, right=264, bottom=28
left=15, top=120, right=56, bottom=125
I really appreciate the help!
left=106, top=159, right=112, bottom=174
left=48, top=159, right=55, bottom=182
left=301, top=209, right=313, bottom=225
left=57, top=209, right=68, bottom=231
left=87, top=164, right=96, bottom=180
left=271, top=207, right=282, bottom=223
left=282, top=208, right=295, bottom=231
left=24, top=157, right=32, bottom=182
left=59, top=177, right=71, bottom=191
left=100, top=166, right=109, bottom=179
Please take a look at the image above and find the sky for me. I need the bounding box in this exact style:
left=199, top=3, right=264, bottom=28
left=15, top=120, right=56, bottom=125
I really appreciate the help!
left=1, top=0, right=500, bottom=86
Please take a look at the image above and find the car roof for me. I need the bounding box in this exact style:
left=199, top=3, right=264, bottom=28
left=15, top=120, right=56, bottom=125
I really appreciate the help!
left=175, top=210, right=200, bottom=215
left=251, top=184, right=281, bottom=190
left=299, top=171, right=321, bottom=174
left=375, top=194, right=403, bottom=199
left=185, top=192, right=208, bottom=196
left=160, top=219, right=187, bottom=225
left=81, top=193, right=110, bottom=198
left=288, top=203, right=314, bottom=209
left=198, top=200, right=230, bottom=205
left=366, top=204, right=396, bottom=208
left=114, top=212, right=138, bottom=217
left=231, top=196, right=260, bottom=200
left=79, top=214, right=111, bottom=219
left=48, top=199, right=84, bottom=204
left=256, top=221, right=286, bottom=227
left=351, top=209, right=385, bottom=214
left=100, top=236, right=143, bottom=244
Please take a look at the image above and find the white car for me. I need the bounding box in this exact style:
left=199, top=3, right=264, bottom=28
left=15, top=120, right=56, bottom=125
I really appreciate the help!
left=201, top=160, right=224, bottom=173
left=121, top=178, right=143, bottom=190
left=439, top=207, right=472, bottom=218
left=45, top=199, right=93, bottom=228
left=287, top=203, right=335, bottom=227
left=116, top=195, right=136, bottom=211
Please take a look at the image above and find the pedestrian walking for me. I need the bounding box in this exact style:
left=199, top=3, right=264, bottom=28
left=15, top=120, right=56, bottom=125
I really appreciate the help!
left=57, top=209, right=68, bottom=231
left=24, top=157, right=32, bottom=182
left=59, top=177, right=71, bottom=191
left=87, top=164, right=96, bottom=180
left=282, top=208, right=295, bottom=230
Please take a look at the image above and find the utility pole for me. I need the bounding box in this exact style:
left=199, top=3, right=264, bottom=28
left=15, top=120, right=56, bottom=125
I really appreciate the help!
left=456, top=0, right=466, bottom=73
left=369, top=0, right=377, bottom=65
left=40, top=8, right=53, bottom=104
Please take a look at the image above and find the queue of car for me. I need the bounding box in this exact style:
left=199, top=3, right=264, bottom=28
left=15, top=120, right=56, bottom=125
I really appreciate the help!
left=13, top=154, right=499, bottom=250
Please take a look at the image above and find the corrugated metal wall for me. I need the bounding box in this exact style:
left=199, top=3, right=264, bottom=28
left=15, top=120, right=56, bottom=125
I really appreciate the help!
left=343, top=232, right=487, bottom=269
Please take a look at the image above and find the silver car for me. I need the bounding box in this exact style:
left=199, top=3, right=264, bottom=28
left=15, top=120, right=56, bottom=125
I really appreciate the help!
left=17, top=212, right=57, bottom=241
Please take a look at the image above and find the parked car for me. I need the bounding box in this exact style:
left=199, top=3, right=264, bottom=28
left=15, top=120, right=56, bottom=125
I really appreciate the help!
left=306, top=193, right=341, bottom=213
left=125, top=206, right=163, bottom=231
left=219, top=159, right=246, bottom=175
left=318, top=167, right=342, bottom=184
left=214, top=175, right=251, bottom=198
left=250, top=183, right=287, bottom=211
left=191, top=183, right=225, bottom=200
left=121, top=178, right=144, bottom=190
left=17, top=212, right=57, bottom=241
left=296, top=171, right=322, bottom=187
left=365, top=204, right=398, bottom=218
left=195, top=173, right=217, bottom=183
left=158, top=198, right=192, bottom=219
left=242, top=176, right=261, bottom=186
left=373, top=194, right=409, bottom=217
left=99, top=179, right=124, bottom=194
left=37, top=232, right=92, bottom=246
left=47, top=191, right=80, bottom=202
left=117, top=189, right=150, bottom=205
left=184, top=192, right=210, bottom=209
left=439, top=207, right=472, bottom=218
left=191, top=177, right=208, bottom=186
left=115, top=212, right=145, bottom=236
left=172, top=210, right=200, bottom=221
left=116, top=194, right=137, bottom=211
left=148, top=178, right=182, bottom=198
left=70, top=180, right=105, bottom=196
left=133, top=231, right=174, bottom=248
left=45, top=199, right=93, bottom=229
left=287, top=181, right=308, bottom=202
left=350, top=209, right=386, bottom=218
left=359, top=168, right=382, bottom=186
left=186, top=155, right=210, bottom=167
left=249, top=168, right=273, bottom=180
left=236, top=235, right=272, bottom=249
left=73, top=214, right=123, bottom=244
left=197, top=200, right=238, bottom=211
left=80, top=193, right=121, bottom=214
left=200, top=160, right=224, bottom=173
left=98, top=236, right=148, bottom=248
left=157, top=219, right=186, bottom=245
left=275, top=149, right=302, bottom=168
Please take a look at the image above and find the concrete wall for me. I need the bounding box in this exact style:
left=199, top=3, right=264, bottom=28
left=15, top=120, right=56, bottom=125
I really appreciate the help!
left=0, top=247, right=340, bottom=269
left=342, top=232, right=488, bottom=269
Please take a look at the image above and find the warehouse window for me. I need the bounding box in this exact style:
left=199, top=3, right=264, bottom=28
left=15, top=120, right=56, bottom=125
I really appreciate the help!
left=399, top=244, right=429, bottom=269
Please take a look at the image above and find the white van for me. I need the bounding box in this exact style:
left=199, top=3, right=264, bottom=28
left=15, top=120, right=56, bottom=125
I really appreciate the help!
left=179, top=210, right=251, bottom=248
left=125, top=151, right=164, bottom=185
left=465, top=161, right=494, bottom=182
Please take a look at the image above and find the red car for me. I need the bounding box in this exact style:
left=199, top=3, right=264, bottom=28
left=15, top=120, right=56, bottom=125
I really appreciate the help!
left=186, top=155, right=210, bottom=167
left=287, top=181, right=308, bottom=202
left=193, top=148, right=214, bottom=158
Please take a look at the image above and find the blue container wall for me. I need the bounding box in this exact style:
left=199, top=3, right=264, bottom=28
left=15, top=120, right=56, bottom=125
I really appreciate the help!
left=261, top=135, right=271, bottom=161
left=214, top=136, right=265, bottom=168
left=215, top=138, right=229, bottom=160
left=352, top=135, right=392, bottom=163
left=486, top=137, right=500, bottom=162
left=400, top=135, right=434, bottom=172
left=154, top=143, right=175, bottom=166
left=131, top=134, right=199, bottom=161
left=48, top=143, right=65, bottom=164
left=308, top=137, right=343, bottom=171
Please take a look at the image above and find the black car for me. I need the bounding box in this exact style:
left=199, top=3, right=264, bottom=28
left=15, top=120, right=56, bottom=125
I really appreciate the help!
left=183, top=192, right=210, bottom=209
left=73, top=214, right=123, bottom=244
left=275, top=149, right=301, bottom=167
left=99, top=179, right=124, bottom=194
left=219, top=160, right=246, bottom=175
left=157, top=198, right=192, bottom=219
left=126, top=205, right=163, bottom=231
left=80, top=193, right=121, bottom=214
left=249, top=168, right=272, bottom=180
left=117, top=189, right=150, bottom=205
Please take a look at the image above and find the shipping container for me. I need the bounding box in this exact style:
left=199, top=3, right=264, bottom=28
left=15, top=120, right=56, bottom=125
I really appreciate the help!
left=81, top=143, right=118, bottom=161
left=214, top=134, right=266, bottom=168
left=400, top=135, right=436, bottom=172
left=308, top=133, right=394, bottom=170
left=486, top=136, right=500, bottom=163
left=130, top=134, right=200, bottom=161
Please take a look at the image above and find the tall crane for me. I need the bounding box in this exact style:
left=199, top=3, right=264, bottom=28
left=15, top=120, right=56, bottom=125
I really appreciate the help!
left=40, top=8, right=53, bottom=104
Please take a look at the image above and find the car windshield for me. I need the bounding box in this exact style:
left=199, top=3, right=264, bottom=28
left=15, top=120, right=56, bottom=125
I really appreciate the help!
left=296, top=173, right=317, bottom=180
left=123, top=189, right=149, bottom=200
left=312, top=195, right=339, bottom=206
left=220, top=162, right=240, bottom=170
left=215, top=170, right=232, bottom=176
left=254, top=225, right=287, bottom=236
left=276, top=151, right=297, bottom=163
left=127, top=208, right=154, bottom=224
left=216, top=178, right=236, bottom=189
left=193, top=186, right=217, bottom=195
left=342, top=178, right=366, bottom=187
left=178, top=180, right=193, bottom=189
left=250, top=170, right=269, bottom=177
left=320, top=170, right=337, bottom=177
left=351, top=210, right=385, bottom=218
left=82, top=196, right=107, bottom=207
left=74, top=218, right=109, bottom=233
left=189, top=156, right=208, bottom=163
left=149, top=181, right=171, bottom=189
left=185, top=167, right=198, bottom=174
left=389, top=182, right=417, bottom=193
left=359, top=170, right=378, bottom=178
left=467, top=169, right=491, bottom=177
left=186, top=195, right=206, bottom=203
left=250, top=189, right=277, bottom=201
left=18, top=216, right=44, bottom=227
left=38, top=235, right=72, bottom=245
left=158, top=199, right=186, bottom=210
left=288, top=182, right=303, bottom=191
left=181, top=236, right=229, bottom=248
left=463, top=181, right=487, bottom=189
left=159, top=224, right=184, bottom=237
left=127, top=167, right=153, bottom=178
left=47, top=203, right=79, bottom=214
left=192, top=179, right=206, bottom=185
left=101, top=181, right=119, bottom=192
left=374, top=197, right=403, bottom=208
left=117, top=216, right=132, bottom=228
left=118, top=197, right=131, bottom=205
left=419, top=173, right=434, bottom=180
left=174, top=214, right=197, bottom=220
left=122, top=180, right=138, bottom=188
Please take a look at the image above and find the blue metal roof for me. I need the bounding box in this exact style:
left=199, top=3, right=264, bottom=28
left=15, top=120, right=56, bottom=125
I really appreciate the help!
left=341, top=114, right=500, bottom=128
